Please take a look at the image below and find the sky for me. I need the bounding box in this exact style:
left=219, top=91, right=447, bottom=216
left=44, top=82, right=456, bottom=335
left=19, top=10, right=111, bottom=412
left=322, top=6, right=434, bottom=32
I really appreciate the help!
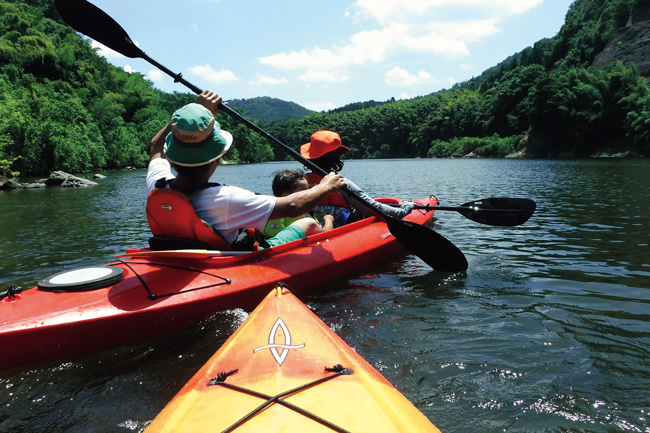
left=85, top=0, right=575, bottom=112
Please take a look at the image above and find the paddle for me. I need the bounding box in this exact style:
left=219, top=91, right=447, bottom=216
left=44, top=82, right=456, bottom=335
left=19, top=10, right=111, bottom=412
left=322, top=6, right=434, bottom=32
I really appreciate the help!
left=391, top=197, right=536, bottom=227
left=54, top=0, right=468, bottom=272
left=115, top=249, right=251, bottom=259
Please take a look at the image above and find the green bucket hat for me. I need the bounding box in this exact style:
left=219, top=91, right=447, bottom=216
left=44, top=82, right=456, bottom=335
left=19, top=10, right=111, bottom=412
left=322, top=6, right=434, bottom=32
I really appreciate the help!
left=164, top=103, right=233, bottom=167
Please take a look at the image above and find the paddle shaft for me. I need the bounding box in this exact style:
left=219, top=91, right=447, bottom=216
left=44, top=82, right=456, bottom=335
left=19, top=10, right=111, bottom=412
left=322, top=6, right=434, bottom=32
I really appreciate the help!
left=54, top=0, right=469, bottom=271
left=142, top=55, right=468, bottom=270
left=410, top=204, right=528, bottom=213
left=142, top=53, right=337, bottom=181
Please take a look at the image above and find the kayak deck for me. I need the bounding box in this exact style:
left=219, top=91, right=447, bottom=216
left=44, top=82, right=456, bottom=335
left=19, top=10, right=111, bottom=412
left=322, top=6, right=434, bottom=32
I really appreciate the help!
left=145, top=286, right=441, bottom=432
left=0, top=196, right=437, bottom=371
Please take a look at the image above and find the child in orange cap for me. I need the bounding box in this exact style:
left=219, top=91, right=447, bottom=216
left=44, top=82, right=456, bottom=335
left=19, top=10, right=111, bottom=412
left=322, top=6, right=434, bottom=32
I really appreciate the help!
left=300, top=130, right=414, bottom=226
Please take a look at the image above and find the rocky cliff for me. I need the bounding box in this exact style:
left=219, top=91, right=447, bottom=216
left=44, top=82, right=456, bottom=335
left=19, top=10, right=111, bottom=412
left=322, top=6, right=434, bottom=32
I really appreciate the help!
left=591, top=6, right=650, bottom=78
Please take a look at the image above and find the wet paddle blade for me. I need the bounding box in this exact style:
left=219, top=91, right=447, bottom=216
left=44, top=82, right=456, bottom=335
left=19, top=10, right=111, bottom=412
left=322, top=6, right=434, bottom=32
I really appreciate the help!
left=386, top=217, right=468, bottom=272
left=55, top=0, right=144, bottom=58
left=397, top=197, right=537, bottom=226
left=458, top=198, right=536, bottom=227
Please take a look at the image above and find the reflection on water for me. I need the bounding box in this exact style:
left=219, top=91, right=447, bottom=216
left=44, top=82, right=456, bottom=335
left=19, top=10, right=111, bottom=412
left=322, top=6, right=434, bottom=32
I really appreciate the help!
left=1, top=158, right=649, bottom=432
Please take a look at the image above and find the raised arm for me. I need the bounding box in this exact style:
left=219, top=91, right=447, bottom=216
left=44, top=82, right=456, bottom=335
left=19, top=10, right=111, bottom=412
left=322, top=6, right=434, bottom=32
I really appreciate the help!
left=149, top=90, right=223, bottom=162
left=149, top=123, right=171, bottom=162
left=271, top=172, right=346, bottom=219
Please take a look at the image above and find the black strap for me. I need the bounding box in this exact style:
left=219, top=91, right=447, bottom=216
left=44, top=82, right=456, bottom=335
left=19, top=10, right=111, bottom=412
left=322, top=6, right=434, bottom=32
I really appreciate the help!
left=232, top=228, right=270, bottom=251
left=0, top=285, right=23, bottom=301
left=207, top=365, right=353, bottom=432
left=116, top=259, right=231, bottom=301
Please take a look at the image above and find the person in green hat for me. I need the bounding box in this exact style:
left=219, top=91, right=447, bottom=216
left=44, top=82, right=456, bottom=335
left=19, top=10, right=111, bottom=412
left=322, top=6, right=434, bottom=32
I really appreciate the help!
left=146, top=90, right=345, bottom=249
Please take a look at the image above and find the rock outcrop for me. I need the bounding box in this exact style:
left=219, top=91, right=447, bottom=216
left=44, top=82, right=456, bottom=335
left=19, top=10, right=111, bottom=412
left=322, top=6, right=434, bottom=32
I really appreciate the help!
left=591, top=6, right=650, bottom=79
left=0, top=171, right=100, bottom=191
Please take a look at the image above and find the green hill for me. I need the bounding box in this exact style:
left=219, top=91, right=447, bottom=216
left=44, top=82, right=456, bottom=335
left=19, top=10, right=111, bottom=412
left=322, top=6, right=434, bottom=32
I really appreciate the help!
left=0, top=0, right=277, bottom=177
left=1, top=0, right=649, bottom=179
left=267, top=0, right=650, bottom=159
left=228, top=97, right=313, bottom=123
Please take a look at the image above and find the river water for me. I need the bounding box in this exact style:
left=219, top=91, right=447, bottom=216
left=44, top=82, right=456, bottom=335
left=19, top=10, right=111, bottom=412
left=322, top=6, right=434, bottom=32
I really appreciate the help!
left=1, top=158, right=649, bottom=432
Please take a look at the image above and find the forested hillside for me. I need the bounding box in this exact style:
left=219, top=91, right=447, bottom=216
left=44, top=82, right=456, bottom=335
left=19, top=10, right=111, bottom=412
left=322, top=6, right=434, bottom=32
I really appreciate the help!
left=1, top=0, right=649, bottom=179
left=0, top=0, right=274, bottom=178
left=227, top=97, right=313, bottom=124
left=267, top=0, right=650, bottom=160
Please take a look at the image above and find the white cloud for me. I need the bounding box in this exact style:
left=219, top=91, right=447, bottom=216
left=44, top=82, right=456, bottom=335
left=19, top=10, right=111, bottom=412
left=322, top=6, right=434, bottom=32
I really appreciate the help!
left=259, top=28, right=397, bottom=71
left=385, top=66, right=435, bottom=87
left=249, top=75, right=288, bottom=86
left=353, top=0, right=543, bottom=25
left=298, top=70, right=350, bottom=83
left=188, top=64, right=239, bottom=84
left=259, top=0, right=541, bottom=74
left=123, top=65, right=135, bottom=74
left=91, top=40, right=124, bottom=59
left=146, top=69, right=164, bottom=83
left=260, top=47, right=349, bottom=71
left=303, top=102, right=338, bottom=112
left=90, top=39, right=140, bottom=59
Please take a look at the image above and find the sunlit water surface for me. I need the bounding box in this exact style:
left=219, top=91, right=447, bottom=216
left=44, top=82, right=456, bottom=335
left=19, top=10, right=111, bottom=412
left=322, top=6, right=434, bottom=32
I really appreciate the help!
left=1, top=158, right=649, bottom=432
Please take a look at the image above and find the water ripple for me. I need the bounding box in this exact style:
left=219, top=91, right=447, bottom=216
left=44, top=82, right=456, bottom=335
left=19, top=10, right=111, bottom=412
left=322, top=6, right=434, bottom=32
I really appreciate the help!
left=1, top=159, right=649, bottom=433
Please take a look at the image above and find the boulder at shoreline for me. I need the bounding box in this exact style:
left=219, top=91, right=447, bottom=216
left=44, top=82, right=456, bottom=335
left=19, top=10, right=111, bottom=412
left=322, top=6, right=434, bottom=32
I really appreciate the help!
left=0, top=171, right=100, bottom=191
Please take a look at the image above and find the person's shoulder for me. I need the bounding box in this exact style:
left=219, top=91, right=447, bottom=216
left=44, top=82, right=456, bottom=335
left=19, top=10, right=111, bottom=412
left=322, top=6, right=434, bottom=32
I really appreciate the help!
left=148, top=158, right=171, bottom=170
left=211, top=185, right=275, bottom=202
left=146, top=159, right=173, bottom=180
left=219, top=184, right=255, bottom=195
left=146, top=159, right=173, bottom=194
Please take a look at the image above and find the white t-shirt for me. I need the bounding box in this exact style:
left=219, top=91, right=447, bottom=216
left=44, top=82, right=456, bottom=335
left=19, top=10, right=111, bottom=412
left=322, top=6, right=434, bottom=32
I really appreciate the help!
left=146, top=159, right=276, bottom=244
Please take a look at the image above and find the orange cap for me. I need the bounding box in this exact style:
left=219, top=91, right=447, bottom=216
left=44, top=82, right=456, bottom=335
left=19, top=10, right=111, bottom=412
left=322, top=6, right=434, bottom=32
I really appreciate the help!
left=300, top=130, right=350, bottom=159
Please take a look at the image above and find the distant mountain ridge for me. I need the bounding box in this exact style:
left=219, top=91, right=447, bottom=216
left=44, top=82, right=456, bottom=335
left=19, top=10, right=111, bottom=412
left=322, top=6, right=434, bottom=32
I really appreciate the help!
left=2, top=0, right=649, bottom=180
left=227, top=96, right=314, bottom=123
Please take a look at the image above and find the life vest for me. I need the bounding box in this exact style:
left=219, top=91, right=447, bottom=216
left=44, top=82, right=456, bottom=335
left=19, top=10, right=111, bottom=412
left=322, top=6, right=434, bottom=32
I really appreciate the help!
left=259, top=215, right=306, bottom=238
left=146, top=178, right=268, bottom=251
left=304, top=172, right=354, bottom=227
left=305, top=172, right=351, bottom=209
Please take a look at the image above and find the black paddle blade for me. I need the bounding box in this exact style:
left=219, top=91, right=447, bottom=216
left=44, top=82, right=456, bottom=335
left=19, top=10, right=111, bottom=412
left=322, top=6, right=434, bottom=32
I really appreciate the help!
left=459, top=198, right=536, bottom=227
left=55, top=0, right=144, bottom=58
left=385, top=217, right=468, bottom=272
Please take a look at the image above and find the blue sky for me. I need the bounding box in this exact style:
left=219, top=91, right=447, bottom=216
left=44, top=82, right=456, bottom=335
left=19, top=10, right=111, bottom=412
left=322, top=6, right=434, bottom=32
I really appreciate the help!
left=86, top=0, right=574, bottom=111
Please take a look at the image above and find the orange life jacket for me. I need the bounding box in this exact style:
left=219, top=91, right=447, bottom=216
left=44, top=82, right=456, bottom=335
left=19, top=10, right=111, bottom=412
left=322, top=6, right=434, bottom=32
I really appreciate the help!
left=146, top=186, right=233, bottom=251
left=146, top=178, right=269, bottom=251
left=305, top=172, right=351, bottom=209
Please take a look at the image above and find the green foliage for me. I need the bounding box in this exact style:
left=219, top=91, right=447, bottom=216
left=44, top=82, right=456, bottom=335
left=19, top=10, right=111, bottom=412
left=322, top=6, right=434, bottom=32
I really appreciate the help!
left=427, top=134, right=518, bottom=158
left=229, top=97, right=313, bottom=124
left=267, top=0, right=650, bottom=159
left=0, top=0, right=648, bottom=180
left=527, top=61, right=650, bottom=156
left=330, top=100, right=389, bottom=113
left=0, top=0, right=273, bottom=178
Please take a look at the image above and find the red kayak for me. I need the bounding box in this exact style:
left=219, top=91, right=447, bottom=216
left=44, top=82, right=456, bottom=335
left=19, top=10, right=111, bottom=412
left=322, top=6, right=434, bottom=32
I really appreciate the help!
left=0, top=196, right=437, bottom=371
left=145, top=286, right=442, bottom=432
